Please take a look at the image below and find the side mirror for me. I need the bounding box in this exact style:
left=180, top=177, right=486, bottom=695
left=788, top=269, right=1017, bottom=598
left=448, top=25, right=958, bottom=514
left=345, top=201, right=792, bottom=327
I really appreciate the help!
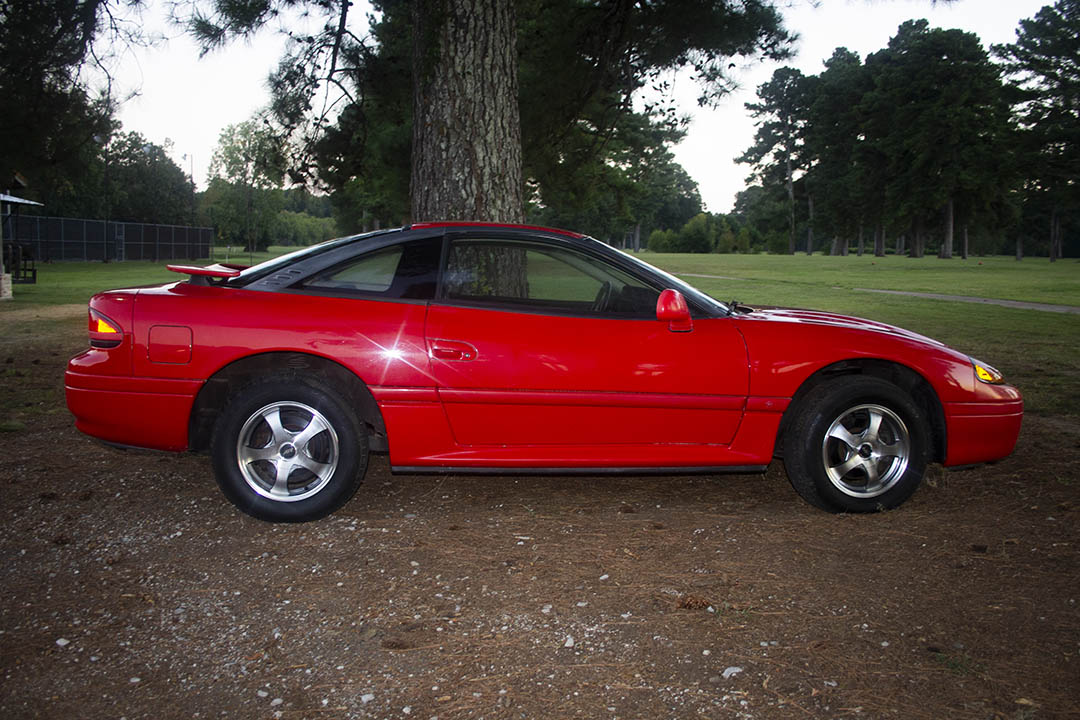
left=656, top=289, right=693, bottom=333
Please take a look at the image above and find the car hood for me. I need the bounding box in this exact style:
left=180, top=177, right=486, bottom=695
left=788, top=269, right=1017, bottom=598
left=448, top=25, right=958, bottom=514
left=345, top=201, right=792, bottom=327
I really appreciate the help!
left=734, top=306, right=946, bottom=348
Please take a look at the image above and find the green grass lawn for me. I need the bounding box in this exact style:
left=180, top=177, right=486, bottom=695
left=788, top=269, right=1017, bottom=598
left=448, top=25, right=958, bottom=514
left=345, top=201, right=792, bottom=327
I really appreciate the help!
left=646, top=251, right=1080, bottom=307
left=3, top=249, right=1076, bottom=415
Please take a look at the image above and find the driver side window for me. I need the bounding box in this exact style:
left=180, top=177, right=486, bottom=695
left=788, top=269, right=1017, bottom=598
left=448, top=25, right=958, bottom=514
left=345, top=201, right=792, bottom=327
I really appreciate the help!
left=442, top=238, right=659, bottom=317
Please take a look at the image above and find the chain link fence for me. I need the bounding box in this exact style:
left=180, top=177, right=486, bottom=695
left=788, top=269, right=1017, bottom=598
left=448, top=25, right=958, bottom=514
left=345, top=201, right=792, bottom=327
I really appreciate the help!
left=4, top=215, right=212, bottom=262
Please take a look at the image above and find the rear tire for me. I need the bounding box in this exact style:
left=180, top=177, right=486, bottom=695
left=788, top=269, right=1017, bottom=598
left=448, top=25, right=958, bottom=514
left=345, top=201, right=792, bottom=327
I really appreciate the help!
left=783, top=376, right=928, bottom=512
left=211, top=374, right=368, bottom=522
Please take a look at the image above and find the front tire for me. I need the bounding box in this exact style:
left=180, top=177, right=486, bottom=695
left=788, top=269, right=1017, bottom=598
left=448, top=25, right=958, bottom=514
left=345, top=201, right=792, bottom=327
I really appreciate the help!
left=211, top=375, right=368, bottom=522
left=783, top=376, right=928, bottom=512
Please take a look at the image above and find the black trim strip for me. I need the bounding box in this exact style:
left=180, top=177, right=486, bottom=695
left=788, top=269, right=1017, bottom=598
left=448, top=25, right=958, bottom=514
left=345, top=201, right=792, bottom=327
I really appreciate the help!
left=391, top=465, right=768, bottom=476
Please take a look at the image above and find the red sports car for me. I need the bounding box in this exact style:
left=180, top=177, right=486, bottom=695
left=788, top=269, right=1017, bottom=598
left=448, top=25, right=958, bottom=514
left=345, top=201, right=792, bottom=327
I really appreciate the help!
left=65, top=223, right=1022, bottom=522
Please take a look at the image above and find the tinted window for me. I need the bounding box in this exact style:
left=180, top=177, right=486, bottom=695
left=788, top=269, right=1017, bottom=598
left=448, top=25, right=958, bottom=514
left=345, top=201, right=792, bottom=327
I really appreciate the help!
left=442, top=238, right=659, bottom=317
left=301, top=238, right=440, bottom=299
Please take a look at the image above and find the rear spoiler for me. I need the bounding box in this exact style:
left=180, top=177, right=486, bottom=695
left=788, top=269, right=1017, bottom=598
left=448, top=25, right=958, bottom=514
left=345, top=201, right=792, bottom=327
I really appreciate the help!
left=166, top=263, right=247, bottom=285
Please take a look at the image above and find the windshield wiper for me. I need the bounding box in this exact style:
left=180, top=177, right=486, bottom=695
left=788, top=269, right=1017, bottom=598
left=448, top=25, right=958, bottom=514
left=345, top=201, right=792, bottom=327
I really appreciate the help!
left=727, top=299, right=754, bottom=314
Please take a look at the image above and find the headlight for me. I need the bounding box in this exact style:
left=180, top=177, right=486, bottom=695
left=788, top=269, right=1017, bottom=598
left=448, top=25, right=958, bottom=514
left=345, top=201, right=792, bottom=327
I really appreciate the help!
left=972, top=358, right=1004, bottom=384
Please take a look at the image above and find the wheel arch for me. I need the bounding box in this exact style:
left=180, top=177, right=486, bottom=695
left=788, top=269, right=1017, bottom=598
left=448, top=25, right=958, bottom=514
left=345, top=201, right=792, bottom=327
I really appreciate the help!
left=189, top=351, right=387, bottom=454
left=776, top=358, right=946, bottom=463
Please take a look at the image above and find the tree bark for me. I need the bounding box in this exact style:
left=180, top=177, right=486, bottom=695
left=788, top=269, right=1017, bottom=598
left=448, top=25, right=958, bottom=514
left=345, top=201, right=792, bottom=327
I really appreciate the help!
left=912, top=219, right=925, bottom=258
left=785, top=151, right=795, bottom=254
left=940, top=198, right=954, bottom=258
left=874, top=223, right=885, bottom=257
left=411, top=0, right=524, bottom=223
left=806, top=194, right=814, bottom=255
left=830, top=235, right=840, bottom=256
left=1050, top=208, right=1061, bottom=262
left=961, top=224, right=969, bottom=260
left=857, top=224, right=864, bottom=256
left=1016, top=234, right=1023, bottom=261
left=896, top=234, right=906, bottom=256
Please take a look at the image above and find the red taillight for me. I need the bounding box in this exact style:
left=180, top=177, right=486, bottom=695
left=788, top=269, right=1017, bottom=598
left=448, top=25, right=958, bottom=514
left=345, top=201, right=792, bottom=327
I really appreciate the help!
left=89, top=309, right=123, bottom=348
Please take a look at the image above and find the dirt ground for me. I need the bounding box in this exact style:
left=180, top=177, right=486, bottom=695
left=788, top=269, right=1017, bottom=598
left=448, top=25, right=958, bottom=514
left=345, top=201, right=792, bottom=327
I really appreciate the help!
left=1, top=307, right=1078, bottom=719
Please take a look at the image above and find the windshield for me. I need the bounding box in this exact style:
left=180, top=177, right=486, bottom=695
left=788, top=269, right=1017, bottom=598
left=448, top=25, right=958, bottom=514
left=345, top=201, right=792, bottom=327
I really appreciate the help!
left=229, top=230, right=396, bottom=286
left=608, top=245, right=730, bottom=315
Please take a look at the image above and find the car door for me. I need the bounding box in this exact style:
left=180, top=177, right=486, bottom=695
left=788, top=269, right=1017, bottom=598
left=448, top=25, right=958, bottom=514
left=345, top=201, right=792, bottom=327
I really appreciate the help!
left=424, top=232, right=749, bottom=449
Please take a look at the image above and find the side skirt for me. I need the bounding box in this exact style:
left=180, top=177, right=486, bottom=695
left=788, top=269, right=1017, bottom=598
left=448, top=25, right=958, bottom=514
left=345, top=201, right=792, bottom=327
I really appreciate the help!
left=391, top=465, right=769, bottom=476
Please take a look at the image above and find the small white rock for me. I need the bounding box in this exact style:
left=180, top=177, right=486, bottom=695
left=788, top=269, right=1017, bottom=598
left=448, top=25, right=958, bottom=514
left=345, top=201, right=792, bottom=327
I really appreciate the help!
left=702, top=649, right=711, bottom=656
left=270, top=698, right=283, bottom=707
left=541, top=604, right=552, bottom=614
left=361, top=693, right=375, bottom=704
left=599, top=574, right=609, bottom=581
left=130, top=677, right=141, bottom=684
left=564, top=636, right=575, bottom=648
left=257, top=690, right=269, bottom=698
left=55, top=638, right=70, bottom=647
left=403, top=707, right=411, bottom=715
left=722, top=666, right=743, bottom=679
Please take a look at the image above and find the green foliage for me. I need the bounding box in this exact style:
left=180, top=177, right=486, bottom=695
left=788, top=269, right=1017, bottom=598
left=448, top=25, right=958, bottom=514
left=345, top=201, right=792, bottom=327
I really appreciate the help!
left=185, top=0, right=790, bottom=231
left=205, top=121, right=289, bottom=251
left=200, top=178, right=283, bottom=252
left=995, top=0, right=1080, bottom=259
left=859, top=20, right=1013, bottom=256
left=0, top=0, right=114, bottom=203
left=208, top=121, right=285, bottom=191
left=105, top=132, right=194, bottom=224
left=676, top=213, right=715, bottom=253
left=272, top=210, right=337, bottom=247
left=733, top=16, right=1072, bottom=257
left=715, top=217, right=737, bottom=254
left=648, top=229, right=678, bottom=253
left=802, top=48, right=870, bottom=244
left=737, top=67, right=809, bottom=254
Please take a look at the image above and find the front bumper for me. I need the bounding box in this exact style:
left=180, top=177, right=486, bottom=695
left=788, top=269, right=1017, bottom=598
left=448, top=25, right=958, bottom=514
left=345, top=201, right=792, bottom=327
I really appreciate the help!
left=943, top=390, right=1023, bottom=467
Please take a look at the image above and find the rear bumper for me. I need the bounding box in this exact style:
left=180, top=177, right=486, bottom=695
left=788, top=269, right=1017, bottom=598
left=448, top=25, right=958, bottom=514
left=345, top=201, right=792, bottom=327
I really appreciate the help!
left=943, top=397, right=1023, bottom=466
left=65, top=369, right=201, bottom=452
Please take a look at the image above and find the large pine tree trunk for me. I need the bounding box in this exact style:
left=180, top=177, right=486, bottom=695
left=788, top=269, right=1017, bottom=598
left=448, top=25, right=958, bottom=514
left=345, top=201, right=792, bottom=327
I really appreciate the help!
left=857, top=224, right=864, bottom=256
left=874, top=223, right=885, bottom=257
left=411, top=0, right=524, bottom=223
left=961, top=224, right=969, bottom=260
left=806, top=194, right=814, bottom=255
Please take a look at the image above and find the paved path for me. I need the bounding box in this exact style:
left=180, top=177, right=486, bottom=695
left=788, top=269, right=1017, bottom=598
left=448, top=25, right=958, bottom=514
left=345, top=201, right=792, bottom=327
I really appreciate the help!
left=854, top=288, right=1080, bottom=314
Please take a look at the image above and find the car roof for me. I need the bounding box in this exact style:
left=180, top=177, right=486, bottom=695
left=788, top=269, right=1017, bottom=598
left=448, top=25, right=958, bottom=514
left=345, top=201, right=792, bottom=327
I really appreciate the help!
left=409, top=221, right=586, bottom=239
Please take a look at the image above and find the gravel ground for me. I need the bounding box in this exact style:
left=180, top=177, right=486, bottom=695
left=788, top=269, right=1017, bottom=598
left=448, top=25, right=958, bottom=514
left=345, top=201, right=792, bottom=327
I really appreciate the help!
left=1, top=310, right=1077, bottom=719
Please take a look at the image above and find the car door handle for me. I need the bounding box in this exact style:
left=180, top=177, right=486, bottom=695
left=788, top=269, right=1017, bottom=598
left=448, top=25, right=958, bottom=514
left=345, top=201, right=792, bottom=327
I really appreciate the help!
left=428, top=339, right=478, bottom=362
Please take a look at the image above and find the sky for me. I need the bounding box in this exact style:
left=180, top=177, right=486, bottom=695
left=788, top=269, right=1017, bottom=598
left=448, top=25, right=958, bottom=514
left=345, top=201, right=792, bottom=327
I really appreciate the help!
left=113, top=0, right=1050, bottom=214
